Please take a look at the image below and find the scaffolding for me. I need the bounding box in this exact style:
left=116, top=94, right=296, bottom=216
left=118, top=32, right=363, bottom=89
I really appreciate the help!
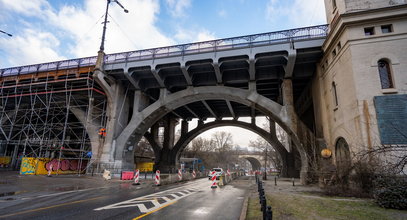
left=0, top=66, right=107, bottom=175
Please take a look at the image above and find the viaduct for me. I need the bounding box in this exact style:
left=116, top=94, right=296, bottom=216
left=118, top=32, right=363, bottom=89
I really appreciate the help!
left=0, top=25, right=327, bottom=182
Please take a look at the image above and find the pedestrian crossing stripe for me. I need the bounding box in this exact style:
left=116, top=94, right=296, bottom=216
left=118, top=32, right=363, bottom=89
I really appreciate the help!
left=94, top=188, right=199, bottom=212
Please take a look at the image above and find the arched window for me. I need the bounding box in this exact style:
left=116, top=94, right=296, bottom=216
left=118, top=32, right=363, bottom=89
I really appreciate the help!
left=378, top=59, right=394, bottom=89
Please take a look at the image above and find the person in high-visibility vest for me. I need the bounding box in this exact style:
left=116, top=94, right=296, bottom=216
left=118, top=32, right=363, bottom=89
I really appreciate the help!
left=98, top=128, right=106, bottom=137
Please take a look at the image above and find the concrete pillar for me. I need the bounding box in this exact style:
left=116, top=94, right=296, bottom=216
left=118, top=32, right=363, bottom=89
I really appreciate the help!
left=181, top=120, right=189, bottom=136
left=153, top=116, right=179, bottom=173
left=163, top=116, right=177, bottom=150
left=282, top=79, right=297, bottom=134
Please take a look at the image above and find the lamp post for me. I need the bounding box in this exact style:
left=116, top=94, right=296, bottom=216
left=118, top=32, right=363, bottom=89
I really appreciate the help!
left=96, top=0, right=129, bottom=70
left=0, top=30, right=12, bottom=37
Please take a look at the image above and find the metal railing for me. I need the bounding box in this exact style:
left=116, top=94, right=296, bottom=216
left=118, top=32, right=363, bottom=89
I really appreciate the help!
left=0, top=24, right=328, bottom=77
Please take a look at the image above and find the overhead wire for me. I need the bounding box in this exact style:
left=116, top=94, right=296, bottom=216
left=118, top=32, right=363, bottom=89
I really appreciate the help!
left=108, top=13, right=139, bottom=49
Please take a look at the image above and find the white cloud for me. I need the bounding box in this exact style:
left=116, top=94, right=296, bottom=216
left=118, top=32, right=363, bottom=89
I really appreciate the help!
left=265, top=0, right=326, bottom=28
left=174, top=27, right=216, bottom=43
left=0, top=0, right=52, bottom=17
left=165, top=0, right=191, bottom=17
left=50, top=0, right=175, bottom=57
left=0, top=28, right=65, bottom=67
left=0, top=0, right=176, bottom=65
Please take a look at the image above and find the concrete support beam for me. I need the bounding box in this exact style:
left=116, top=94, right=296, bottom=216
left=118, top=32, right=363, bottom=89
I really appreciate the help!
left=151, top=68, right=165, bottom=88
left=202, top=100, right=218, bottom=119
left=225, top=100, right=236, bottom=119
left=181, top=63, right=192, bottom=86
left=181, top=119, right=189, bottom=136
left=248, top=56, right=256, bottom=80
left=212, top=62, right=222, bottom=84
left=284, top=49, right=297, bottom=78
left=123, top=69, right=140, bottom=89
left=184, top=105, right=199, bottom=119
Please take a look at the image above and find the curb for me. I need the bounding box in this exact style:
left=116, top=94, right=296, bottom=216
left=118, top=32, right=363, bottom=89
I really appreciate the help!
left=239, top=196, right=249, bottom=220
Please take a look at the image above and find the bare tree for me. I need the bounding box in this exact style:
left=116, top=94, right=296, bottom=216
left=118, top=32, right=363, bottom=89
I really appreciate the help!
left=249, top=136, right=282, bottom=171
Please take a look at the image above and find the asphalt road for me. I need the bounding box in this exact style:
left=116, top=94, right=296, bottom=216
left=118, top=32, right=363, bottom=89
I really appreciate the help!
left=0, top=177, right=250, bottom=220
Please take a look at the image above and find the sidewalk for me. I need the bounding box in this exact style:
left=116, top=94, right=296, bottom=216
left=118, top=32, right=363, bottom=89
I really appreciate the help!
left=0, top=171, right=154, bottom=201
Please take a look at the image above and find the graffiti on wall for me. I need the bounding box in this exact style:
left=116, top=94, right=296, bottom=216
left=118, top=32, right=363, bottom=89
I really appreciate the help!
left=0, top=156, right=11, bottom=167
left=20, top=157, right=37, bottom=175
left=20, top=157, right=88, bottom=175
left=45, top=159, right=87, bottom=172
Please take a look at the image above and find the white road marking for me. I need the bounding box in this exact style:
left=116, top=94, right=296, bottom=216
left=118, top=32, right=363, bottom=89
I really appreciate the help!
left=94, top=182, right=204, bottom=213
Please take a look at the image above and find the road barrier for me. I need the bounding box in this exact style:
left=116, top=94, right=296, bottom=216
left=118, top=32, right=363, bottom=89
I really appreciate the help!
left=255, top=174, right=273, bottom=220
left=155, top=170, right=161, bottom=186
left=133, top=169, right=140, bottom=185
left=192, top=170, right=196, bottom=179
left=178, top=169, right=182, bottom=181
left=210, top=171, right=217, bottom=188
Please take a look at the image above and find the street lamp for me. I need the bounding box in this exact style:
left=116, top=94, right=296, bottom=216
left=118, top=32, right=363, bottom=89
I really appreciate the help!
left=96, top=0, right=129, bottom=70
left=99, top=0, right=129, bottom=52
left=0, top=30, right=12, bottom=37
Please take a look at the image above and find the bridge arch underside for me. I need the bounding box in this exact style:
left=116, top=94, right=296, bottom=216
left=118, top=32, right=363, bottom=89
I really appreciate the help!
left=115, top=86, right=308, bottom=180
left=243, top=157, right=262, bottom=171
left=171, top=120, right=294, bottom=177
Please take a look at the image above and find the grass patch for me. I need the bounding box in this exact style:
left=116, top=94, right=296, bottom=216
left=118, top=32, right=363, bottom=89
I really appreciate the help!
left=268, top=192, right=407, bottom=220
left=246, top=196, right=263, bottom=220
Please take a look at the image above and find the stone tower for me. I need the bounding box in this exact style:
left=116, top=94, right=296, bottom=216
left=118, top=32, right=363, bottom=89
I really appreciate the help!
left=313, top=0, right=407, bottom=171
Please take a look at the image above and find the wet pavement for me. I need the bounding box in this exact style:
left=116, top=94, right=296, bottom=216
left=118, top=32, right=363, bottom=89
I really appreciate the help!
left=0, top=171, right=252, bottom=219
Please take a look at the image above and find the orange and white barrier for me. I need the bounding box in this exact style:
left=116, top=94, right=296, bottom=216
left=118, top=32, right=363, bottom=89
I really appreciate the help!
left=155, top=170, right=160, bottom=186
left=133, top=169, right=140, bottom=185
left=192, top=170, right=196, bottom=178
left=210, top=171, right=217, bottom=188
left=178, top=169, right=182, bottom=181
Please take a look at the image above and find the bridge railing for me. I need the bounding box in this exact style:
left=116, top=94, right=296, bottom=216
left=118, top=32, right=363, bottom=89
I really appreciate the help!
left=0, top=24, right=328, bottom=77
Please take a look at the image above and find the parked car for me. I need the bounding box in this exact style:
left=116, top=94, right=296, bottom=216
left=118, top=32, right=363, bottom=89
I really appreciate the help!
left=208, top=168, right=224, bottom=180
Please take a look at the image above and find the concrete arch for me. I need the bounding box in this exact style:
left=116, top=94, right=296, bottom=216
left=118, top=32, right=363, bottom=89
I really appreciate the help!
left=116, top=86, right=307, bottom=180
left=244, top=157, right=262, bottom=171
left=173, top=120, right=287, bottom=157
left=172, top=120, right=290, bottom=176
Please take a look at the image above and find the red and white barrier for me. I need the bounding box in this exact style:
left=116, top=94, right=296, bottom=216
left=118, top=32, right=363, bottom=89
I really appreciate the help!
left=178, top=169, right=182, bottom=181
left=133, top=169, right=140, bottom=185
left=155, top=170, right=161, bottom=186
left=210, top=171, right=217, bottom=188
left=227, top=169, right=231, bottom=176
left=47, top=164, right=53, bottom=177
left=192, top=170, right=196, bottom=179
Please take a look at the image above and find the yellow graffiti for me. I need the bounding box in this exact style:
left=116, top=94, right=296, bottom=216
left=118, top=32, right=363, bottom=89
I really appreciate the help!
left=20, top=157, right=37, bottom=175
left=0, top=156, right=11, bottom=165
left=20, top=157, right=88, bottom=175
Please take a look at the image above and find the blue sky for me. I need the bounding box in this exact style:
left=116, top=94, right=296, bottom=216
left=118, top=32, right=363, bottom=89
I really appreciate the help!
left=0, top=0, right=327, bottom=148
left=0, top=0, right=327, bottom=69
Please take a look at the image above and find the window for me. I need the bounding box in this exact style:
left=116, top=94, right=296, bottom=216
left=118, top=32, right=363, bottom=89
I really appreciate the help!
left=332, top=49, right=337, bottom=57
left=378, top=60, right=394, bottom=89
left=337, top=42, right=342, bottom=51
left=332, top=0, right=337, bottom=10
left=364, top=27, right=375, bottom=36
left=332, top=82, right=339, bottom=108
left=381, top=24, right=393, bottom=33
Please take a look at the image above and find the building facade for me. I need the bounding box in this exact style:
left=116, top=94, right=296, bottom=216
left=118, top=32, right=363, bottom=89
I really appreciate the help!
left=314, top=0, right=407, bottom=171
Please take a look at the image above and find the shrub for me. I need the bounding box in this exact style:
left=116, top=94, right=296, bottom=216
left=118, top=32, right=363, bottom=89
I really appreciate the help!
left=373, top=176, right=407, bottom=210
